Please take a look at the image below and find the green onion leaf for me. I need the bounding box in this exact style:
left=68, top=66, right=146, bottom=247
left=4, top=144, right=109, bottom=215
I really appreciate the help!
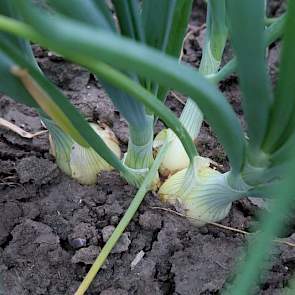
left=263, top=1, right=295, bottom=153
left=0, top=51, right=38, bottom=108
left=112, top=0, right=144, bottom=42
left=226, top=0, right=273, bottom=157
left=155, top=0, right=193, bottom=102
left=4, top=1, right=245, bottom=173
left=224, top=158, right=295, bottom=295
left=0, top=39, right=132, bottom=180
left=47, top=0, right=115, bottom=31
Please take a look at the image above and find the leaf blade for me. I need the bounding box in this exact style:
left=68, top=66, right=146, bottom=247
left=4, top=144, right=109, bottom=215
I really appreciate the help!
left=226, top=0, right=273, bottom=156
left=47, top=0, right=115, bottom=31
left=7, top=3, right=246, bottom=173
left=112, top=0, right=144, bottom=42
left=0, top=51, right=38, bottom=108
left=0, top=39, right=130, bottom=177
left=156, top=0, right=193, bottom=101
left=263, top=1, right=295, bottom=153
left=224, top=159, right=295, bottom=295
left=47, top=0, right=149, bottom=128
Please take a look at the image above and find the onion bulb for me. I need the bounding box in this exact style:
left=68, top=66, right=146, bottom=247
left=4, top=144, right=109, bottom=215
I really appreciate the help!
left=159, top=156, right=249, bottom=225
left=153, top=129, right=190, bottom=177
left=49, top=122, right=121, bottom=185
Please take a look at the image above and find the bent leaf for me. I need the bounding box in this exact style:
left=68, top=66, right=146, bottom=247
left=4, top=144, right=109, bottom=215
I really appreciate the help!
left=6, top=1, right=245, bottom=173
left=0, top=39, right=131, bottom=179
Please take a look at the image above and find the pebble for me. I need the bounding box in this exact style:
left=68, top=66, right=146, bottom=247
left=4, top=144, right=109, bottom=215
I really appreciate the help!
left=101, top=225, right=131, bottom=253
left=69, top=238, right=87, bottom=249
left=102, top=225, right=115, bottom=242
left=71, top=245, right=100, bottom=265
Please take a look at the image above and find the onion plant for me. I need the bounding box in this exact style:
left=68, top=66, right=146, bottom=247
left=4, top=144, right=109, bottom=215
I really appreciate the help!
left=0, top=0, right=294, bottom=294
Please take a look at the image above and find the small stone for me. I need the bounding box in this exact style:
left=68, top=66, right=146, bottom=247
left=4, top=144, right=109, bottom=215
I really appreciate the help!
left=101, top=226, right=131, bottom=254
left=112, top=233, right=131, bottom=254
left=102, top=225, right=115, bottom=243
left=110, top=215, right=119, bottom=225
left=71, top=245, right=100, bottom=265
left=198, top=226, right=209, bottom=235
left=68, top=223, right=98, bottom=249
left=69, top=238, right=87, bottom=249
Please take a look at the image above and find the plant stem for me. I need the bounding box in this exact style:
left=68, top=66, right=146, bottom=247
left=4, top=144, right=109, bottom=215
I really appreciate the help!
left=179, top=99, right=203, bottom=139
left=74, top=140, right=170, bottom=295
left=207, top=58, right=237, bottom=84
left=208, top=13, right=286, bottom=84
left=224, top=161, right=295, bottom=295
left=180, top=0, right=227, bottom=139
left=124, top=114, right=154, bottom=170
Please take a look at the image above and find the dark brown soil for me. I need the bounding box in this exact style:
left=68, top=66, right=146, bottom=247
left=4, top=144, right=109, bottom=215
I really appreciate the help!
left=1, top=1, right=293, bottom=294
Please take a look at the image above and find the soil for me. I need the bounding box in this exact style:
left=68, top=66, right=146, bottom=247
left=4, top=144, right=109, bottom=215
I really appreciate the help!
left=0, top=0, right=293, bottom=294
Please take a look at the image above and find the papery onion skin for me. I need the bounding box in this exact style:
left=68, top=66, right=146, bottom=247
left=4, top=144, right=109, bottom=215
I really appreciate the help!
left=159, top=156, right=249, bottom=225
left=49, top=122, right=121, bottom=185
left=154, top=129, right=190, bottom=177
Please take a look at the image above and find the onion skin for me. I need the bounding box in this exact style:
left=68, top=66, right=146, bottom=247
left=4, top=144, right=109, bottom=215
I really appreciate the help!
left=158, top=156, right=248, bottom=225
left=50, top=122, right=121, bottom=185
left=153, top=129, right=190, bottom=177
